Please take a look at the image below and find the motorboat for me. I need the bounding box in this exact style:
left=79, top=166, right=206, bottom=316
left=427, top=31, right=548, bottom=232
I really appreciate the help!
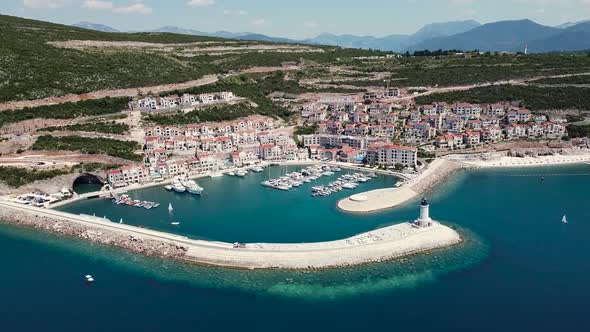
left=172, top=179, right=186, bottom=193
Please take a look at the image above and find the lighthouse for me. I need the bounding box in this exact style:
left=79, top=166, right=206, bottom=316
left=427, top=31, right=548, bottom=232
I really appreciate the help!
left=414, top=197, right=433, bottom=228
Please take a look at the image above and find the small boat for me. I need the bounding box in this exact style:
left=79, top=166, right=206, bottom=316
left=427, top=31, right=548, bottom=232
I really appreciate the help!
left=562, top=214, right=568, bottom=224
left=168, top=203, right=173, bottom=212
left=171, top=221, right=180, bottom=226
left=85, top=275, right=94, bottom=283
left=236, top=170, right=248, bottom=177
left=226, top=171, right=235, bottom=176
left=164, top=185, right=173, bottom=191
left=119, top=218, right=123, bottom=224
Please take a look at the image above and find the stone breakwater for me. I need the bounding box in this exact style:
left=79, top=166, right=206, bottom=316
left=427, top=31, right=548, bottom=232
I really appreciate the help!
left=0, top=201, right=461, bottom=270
left=0, top=204, right=189, bottom=259
left=338, top=159, right=468, bottom=213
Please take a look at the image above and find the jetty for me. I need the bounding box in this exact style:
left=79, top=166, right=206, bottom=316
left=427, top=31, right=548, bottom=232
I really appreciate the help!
left=0, top=199, right=461, bottom=270
left=338, top=159, right=465, bottom=213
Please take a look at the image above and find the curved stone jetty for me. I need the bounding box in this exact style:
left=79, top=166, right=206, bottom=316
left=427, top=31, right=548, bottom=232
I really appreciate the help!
left=0, top=200, right=461, bottom=270
left=338, top=159, right=465, bottom=213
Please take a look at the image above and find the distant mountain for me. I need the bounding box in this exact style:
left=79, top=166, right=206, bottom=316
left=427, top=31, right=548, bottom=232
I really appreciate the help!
left=304, top=20, right=481, bottom=51
left=529, top=21, right=590, bottom=52
left=151, top=26, right=296, bottom=43
left=555, top=20, right=590, bottom=29
left=152, top=26, right=209, bottom=36
left=408, top=19, right=561, bottom=52
left=408, top=20, right=481, bottom=44
left=72, top=21, right=119, bottom=32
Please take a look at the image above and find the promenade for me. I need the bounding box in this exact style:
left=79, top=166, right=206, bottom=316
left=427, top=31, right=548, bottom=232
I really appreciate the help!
left=0, top=200, right=461, bottom=269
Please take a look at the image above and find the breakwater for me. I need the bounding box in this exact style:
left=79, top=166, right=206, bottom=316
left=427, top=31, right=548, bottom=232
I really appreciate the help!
left=0, top=200, right=461, bottom=269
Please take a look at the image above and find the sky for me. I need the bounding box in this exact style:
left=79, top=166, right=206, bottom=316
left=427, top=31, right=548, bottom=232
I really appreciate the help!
left=1, top=0, right=590, bottom=39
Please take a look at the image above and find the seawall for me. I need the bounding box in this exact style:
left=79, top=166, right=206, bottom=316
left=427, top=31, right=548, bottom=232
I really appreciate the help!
left=0, top=200, right=461, bottom=270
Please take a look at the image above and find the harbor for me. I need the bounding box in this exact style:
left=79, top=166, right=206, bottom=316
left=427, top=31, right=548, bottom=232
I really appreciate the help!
left=0, top=196, right=461, bottom=269
left=59, top=165, right=399, bottom=243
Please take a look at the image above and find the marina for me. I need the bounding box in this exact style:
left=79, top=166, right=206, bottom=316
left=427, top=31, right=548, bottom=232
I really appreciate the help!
left=60, top=165, right=398, bottom=243
left=112, top=194, right=160, bottom=210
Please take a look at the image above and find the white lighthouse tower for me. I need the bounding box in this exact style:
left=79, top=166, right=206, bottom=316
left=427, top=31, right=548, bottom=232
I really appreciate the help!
left=414, top=197, right=433, bottom=228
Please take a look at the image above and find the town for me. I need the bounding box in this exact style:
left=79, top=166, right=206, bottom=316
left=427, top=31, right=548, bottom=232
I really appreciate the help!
left=103, top=87, right=578, bottom=189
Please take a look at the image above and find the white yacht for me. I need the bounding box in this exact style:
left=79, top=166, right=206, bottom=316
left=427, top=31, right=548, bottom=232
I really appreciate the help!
left=172, top=179, right=186, bottom=193
left=236, top=169, right=248, bottom=177
left=182, top=178, right=204, bottom=195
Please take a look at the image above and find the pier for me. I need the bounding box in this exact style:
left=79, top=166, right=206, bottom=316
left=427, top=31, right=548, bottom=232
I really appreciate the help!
left=0, top=200, right=461, bottom=270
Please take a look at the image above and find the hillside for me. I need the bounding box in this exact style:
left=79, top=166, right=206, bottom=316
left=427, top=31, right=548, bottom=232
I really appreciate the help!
left=0, top=14, right=385, bottom=103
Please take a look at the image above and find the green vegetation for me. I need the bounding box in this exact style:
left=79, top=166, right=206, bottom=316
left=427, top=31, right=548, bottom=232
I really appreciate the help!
left=566, top=124, right=590, bottom=138
left=318, top=79, right=387, bottom=87
left=31, top=135, right=141, bottom=161
left=145, top=104, right=259, bottom=125
left=533, top=75, right=590, bottom=85
left=0, top=14, right=386, bottom=102
left=294, top=124, right=318, bottom=135
left=0, top=97, right=129, bottom=127
left=0, top=163, right=120, bottom=187
left=40, top=121, right=129, bottom=134
left=0, top=166, right=71, bottom=187
left=147, top=72, right=361, bottom=125
left=566, top=114, right=586, bottom=123
left=72, top=162, right=121, bottom=173
left=346, top=53, right=590, bottom=87
left=415, top=85, right=590, bottom=111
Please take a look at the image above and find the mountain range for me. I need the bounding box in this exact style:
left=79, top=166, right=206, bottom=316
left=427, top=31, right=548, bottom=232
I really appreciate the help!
left=72, top=19, right=590, bottom=53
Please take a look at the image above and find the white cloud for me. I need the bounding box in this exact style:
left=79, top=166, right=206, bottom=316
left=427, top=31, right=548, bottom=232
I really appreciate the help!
left=187, top=0, right=215, bottom=6
left=449, top=0, right=475, bottom=5
left=23, top=0, right=67, bottom=8
left=250, top=18, right=268, bottom=26
left=303, top=21, right=318, bottom=28
left=112, top=3, right=152, bottom=15
left=82, top=0, right=113, bottom=10
left=224, top=9, right=248, bottom=16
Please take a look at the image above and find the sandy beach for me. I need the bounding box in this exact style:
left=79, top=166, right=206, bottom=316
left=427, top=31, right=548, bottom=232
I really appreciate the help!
left=338, top=159, right=466, bottom=213
left=447, top=150, right=590, bottom=168
left=0, top=200, right=461, bottom=270
left=338, top=149, right=590, bottom=213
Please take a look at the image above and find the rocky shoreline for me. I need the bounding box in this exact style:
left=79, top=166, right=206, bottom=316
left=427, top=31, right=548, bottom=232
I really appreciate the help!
left=0, top=205, right=189, bottom=259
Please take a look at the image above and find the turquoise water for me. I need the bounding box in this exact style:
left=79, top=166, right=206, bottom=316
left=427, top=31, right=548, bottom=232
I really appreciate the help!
left=2, top=164, right=590, bottom=331
left=61, top=166, right=401, bottom=243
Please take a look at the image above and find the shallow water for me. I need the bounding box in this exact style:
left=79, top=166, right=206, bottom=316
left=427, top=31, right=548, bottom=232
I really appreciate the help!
left=2, top=164, right=590, bottom=331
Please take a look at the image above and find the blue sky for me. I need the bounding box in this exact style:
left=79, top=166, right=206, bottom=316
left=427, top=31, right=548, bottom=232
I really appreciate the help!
left=2, top=0, right=590, bottom=38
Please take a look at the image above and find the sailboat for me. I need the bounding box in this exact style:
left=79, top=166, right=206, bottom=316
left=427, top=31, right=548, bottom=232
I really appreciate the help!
left=562, top=214, right=568, bottom=224
left=168, top=203, right=173, bottom=212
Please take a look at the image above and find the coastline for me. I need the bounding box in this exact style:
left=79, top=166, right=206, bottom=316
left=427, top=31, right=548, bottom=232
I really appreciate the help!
left=338, top=149, right=590, bottom=213
left=49, top=161, right=408, bottom=209
left=337, top=159, right=468, bottom=213
left=0, top=200, right=461, bottom=270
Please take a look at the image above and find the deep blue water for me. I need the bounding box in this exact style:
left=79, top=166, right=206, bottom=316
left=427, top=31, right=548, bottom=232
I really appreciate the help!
left=2, top=164, right=590, bottom=332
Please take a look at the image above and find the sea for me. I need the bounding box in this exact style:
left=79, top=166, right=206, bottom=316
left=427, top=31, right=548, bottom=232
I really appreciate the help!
left=1, top=164, right=589, bottom=332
